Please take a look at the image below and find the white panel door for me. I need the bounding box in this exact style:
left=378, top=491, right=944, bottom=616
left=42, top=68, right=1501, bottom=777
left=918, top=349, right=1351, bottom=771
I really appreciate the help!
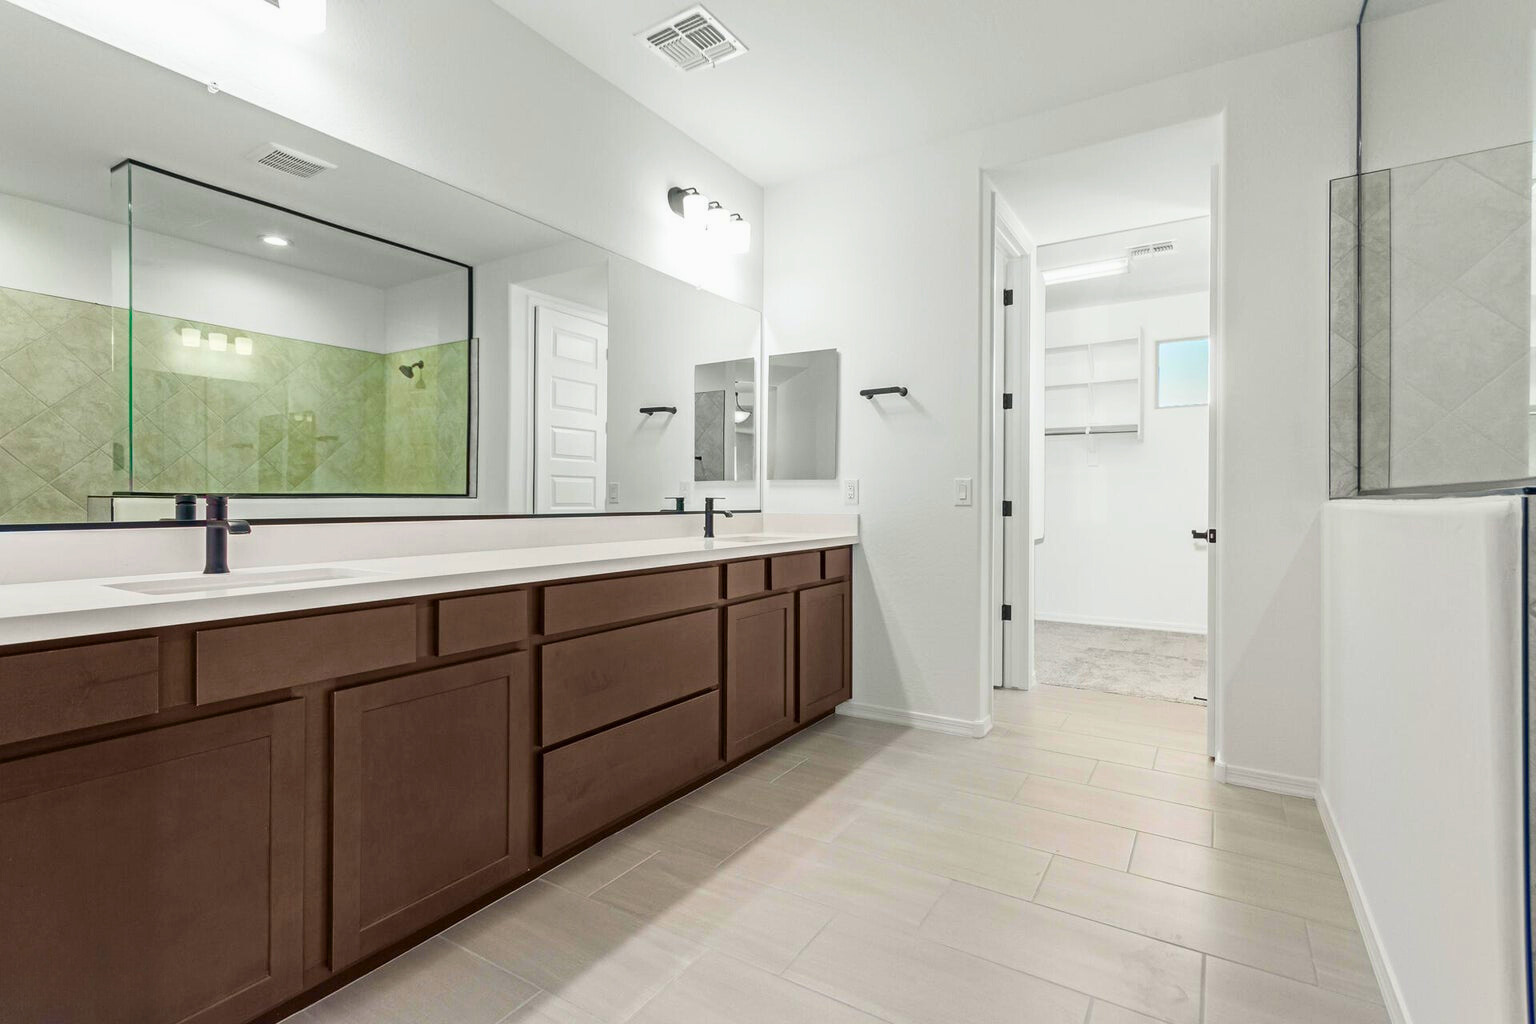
left=534, top=306, right=607, bottom=513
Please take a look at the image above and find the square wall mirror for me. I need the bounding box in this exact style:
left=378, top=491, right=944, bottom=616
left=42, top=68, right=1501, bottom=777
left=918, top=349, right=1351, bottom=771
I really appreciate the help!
left=767, top=349, right=839, bottom=480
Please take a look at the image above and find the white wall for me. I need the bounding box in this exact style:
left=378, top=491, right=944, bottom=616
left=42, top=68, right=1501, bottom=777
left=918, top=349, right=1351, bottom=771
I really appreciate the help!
left=10, top=0, right=763, bottom=310
left=765, top=0, right=1530, bottom=768
left=1037, top=292, right=1209, bottom=633
left=1321, top=496, right=1527, bottom=1024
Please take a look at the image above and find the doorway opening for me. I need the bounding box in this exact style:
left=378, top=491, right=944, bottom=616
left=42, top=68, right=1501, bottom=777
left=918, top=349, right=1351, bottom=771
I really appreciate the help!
left=1033, top=218, right=1212, bottom=705
left=984, top=116, right=1222, bottom=748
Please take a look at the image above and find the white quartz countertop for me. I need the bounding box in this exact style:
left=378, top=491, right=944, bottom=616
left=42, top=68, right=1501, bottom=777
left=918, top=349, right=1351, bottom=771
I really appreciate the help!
left=0, top=529, right=858, bottom=648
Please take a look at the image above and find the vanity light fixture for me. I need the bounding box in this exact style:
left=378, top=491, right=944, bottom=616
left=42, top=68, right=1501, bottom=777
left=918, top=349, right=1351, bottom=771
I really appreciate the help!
left=207, top=332, right=228, bottom=352
left=261, top=233, right=291, bottom=247
left=668, top=186, right=710, bottom=222
left=667, top=187, right=750, bottom=254
left=180, top=327, right=202, bottom=348
left=704, top=200, right=729, bottom=233
left=733, top=393, right=751, bottom=424
left=724, top=213, right=751, bottom=255
left=1041, top=256, right=1130, bottom=286
left=234, top=336, right=253, bottom=356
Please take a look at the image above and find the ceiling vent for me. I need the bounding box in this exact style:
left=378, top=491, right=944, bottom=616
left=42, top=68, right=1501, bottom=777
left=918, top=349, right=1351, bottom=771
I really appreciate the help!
left=639, top=5, right=746, bottom=71
left=1127, top=239, right=1176, bottom=259
left=246, top=143, right=336, bottom=179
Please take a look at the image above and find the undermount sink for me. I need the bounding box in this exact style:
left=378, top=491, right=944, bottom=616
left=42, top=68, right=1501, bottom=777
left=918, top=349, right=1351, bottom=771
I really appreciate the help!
left=108, top=567, right=379, bottom=596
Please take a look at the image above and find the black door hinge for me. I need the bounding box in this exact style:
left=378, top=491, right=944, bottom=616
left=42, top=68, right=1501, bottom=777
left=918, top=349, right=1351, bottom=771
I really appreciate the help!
left=1002, top=500, right=1013, bottom=517
left=1191, top=528, right=1217, bottom=543
left=1002, top=288, right=1014, bottom=306
left=1002, top=392, right=1014, bottom=410
left=1001, top=604, right=1013, bottom=621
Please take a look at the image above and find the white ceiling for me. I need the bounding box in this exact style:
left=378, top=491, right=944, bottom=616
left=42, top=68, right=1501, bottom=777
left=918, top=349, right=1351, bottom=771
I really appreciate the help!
left=490, top=0, right=1444, bottom=185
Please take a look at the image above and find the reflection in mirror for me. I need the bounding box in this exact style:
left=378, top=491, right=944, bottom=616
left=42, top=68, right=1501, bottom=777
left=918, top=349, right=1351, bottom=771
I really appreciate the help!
left=0, top=4, right=761, bottom=525
left=767, top=349, right=839, bottom=480
left=120, top=162, right=473, bottom=500
left=694, top=358, right=756, bottom=483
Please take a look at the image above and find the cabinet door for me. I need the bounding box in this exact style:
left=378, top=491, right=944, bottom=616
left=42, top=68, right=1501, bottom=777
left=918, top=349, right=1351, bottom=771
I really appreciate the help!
left=0, top=702, right=305, bottom=1024
left=798, top=580, right=852, bottom=720
left=332, top=654, right=533, bottom=967
left=725, top=593, right=796, bottom=759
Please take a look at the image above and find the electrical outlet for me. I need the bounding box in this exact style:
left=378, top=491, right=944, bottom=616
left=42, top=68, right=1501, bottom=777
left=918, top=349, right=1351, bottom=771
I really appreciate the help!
left=843, top=478, right=860, bottom=505
left=954, top=477, right=973, bottom=506
left=607, top=482, right=621, bottom=505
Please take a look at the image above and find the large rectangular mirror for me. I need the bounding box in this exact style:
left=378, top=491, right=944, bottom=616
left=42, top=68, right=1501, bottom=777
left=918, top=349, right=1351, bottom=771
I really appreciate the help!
left=0, top=4, right=760, bottom=525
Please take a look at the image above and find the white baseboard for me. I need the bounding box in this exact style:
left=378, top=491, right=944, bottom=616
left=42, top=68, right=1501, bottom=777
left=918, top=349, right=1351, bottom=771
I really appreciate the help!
left=1316, top=787, right=1411, bottom=1024
left=836, top=701, right=993, bottom=738
left=1036, top=613, right=1207, bottom=635
left=1214, top=759, right=1317, bottom=798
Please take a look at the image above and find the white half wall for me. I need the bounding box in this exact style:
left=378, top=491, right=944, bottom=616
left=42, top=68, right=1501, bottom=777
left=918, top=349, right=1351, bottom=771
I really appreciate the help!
left=1037, top=291, right=1210, bottom=633
left=1321, top=496, right=1527, bottom=1024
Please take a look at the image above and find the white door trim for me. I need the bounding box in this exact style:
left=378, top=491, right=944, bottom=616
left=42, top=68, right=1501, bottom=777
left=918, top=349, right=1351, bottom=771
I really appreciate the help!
left=1205, top=162, right=1224, bottom=761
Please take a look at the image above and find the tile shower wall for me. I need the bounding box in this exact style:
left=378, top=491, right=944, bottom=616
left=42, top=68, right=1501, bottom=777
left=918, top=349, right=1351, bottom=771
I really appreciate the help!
left=1328, top=171, right=1392, bottom=497
left=0, top=286, right=469, bottom=523
left=0, top=287, right=126, bottom=523
left=1388, top=143, right=1531, bottom=488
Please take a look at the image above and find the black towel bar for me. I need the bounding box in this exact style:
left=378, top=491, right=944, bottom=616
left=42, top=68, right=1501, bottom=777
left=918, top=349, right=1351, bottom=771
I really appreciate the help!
left=639, top=406, right=678, bottom=415
left=860, top=386, right=908, bottom=399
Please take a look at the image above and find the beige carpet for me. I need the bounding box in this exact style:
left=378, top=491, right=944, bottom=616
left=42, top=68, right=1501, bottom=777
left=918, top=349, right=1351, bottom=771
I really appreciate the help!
left=1034, top=620, right=1207, bottom=705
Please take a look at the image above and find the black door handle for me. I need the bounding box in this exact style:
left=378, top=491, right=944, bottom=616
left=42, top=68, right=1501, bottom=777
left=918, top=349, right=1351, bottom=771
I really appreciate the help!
left=1192, top=529, right=1216, bottom=543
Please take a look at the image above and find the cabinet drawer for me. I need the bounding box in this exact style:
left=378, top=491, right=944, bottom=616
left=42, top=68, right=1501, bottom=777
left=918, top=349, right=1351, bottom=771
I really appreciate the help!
left=0, top=637, right=159, bottom=745
left=543, top=566, right=719, bottom=634
left=542, top=610, right=719, bottom=745
left=195, top=605, right=417, bottom=705
left=724, top=559, right=767, bottom=599
left=824, top=547, right=852, bottom=579
left=541, top=690, right=722, bottom=854
left=437, top=590, right=530, bottom=656
left=770, top=552, right=821, bottom=590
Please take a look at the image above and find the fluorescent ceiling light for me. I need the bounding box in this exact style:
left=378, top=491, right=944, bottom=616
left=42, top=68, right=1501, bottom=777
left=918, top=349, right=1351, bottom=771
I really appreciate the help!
left=261, top=234, right=291, bottom=247
left=1041, top=257, right=1130, bottom=286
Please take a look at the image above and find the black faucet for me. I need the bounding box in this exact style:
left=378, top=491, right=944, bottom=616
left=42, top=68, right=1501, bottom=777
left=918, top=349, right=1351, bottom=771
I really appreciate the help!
left=663, top=496, right=687, bottom=512
left=203, top=495, right=252, bottom=574
left=703, top=497, right=733, bottom=539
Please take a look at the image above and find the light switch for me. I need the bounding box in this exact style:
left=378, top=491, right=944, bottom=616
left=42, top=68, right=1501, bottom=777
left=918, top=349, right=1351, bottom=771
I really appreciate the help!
left=607, top=482, right=621, bottom=505
left=843, top=479, right=860, bottom=505
left=954, top=477, right=973, bottom=506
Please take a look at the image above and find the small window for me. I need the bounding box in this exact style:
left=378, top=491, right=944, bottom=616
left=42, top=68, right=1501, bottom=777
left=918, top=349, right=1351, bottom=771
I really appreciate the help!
left=1157, top=337, right=1210, bottom=408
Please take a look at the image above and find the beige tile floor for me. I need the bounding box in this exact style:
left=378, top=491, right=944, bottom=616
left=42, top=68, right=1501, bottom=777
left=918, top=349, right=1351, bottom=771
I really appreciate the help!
left=288, top=685, right=1386, bottom=1024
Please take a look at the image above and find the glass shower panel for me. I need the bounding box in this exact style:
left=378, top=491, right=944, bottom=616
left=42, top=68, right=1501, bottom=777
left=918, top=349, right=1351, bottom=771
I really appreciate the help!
left=120, top=163, right=472, bottom=497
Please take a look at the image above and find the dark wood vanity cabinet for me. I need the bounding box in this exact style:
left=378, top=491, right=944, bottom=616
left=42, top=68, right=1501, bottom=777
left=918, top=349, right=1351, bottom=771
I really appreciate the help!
left=724, top=593, right=797, bottom=759
left=798, top=580, right=853, bottom=720
left=0, top=544, right=854, bottom=1024
left=330, top=654, right=534, bottom=967
left=0, top=701, right=305, bottom=1024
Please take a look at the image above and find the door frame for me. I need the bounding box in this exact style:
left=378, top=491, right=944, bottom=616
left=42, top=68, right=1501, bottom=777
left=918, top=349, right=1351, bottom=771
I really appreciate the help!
left=981, top=164, right=1223, bottom=759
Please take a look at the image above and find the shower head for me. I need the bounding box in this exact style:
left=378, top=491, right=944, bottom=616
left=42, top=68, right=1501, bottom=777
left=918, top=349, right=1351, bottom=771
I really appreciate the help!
left=398, top=360, right=425, bottom=379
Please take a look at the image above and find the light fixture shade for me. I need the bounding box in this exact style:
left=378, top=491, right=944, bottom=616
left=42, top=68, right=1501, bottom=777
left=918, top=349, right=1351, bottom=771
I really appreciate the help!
left=1040, top=257, right=1130, bottom=286
left=234, top=336, right=253, bottom=356
left=705, top=201, right=729, bottom=233
left=682, top=189, right=709, bottom=222
left=207, top=332, right=228, bottom=352
left=724, top=214, right=751, bottom=254
left=180, top=327, right=201, bottom=348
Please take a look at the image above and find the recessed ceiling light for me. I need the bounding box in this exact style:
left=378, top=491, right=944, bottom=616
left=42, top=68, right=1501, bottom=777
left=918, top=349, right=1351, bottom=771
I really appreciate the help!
left=1041, top=257, right=1130, bottom=286
left=261, top=234, right=291, bottom=247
